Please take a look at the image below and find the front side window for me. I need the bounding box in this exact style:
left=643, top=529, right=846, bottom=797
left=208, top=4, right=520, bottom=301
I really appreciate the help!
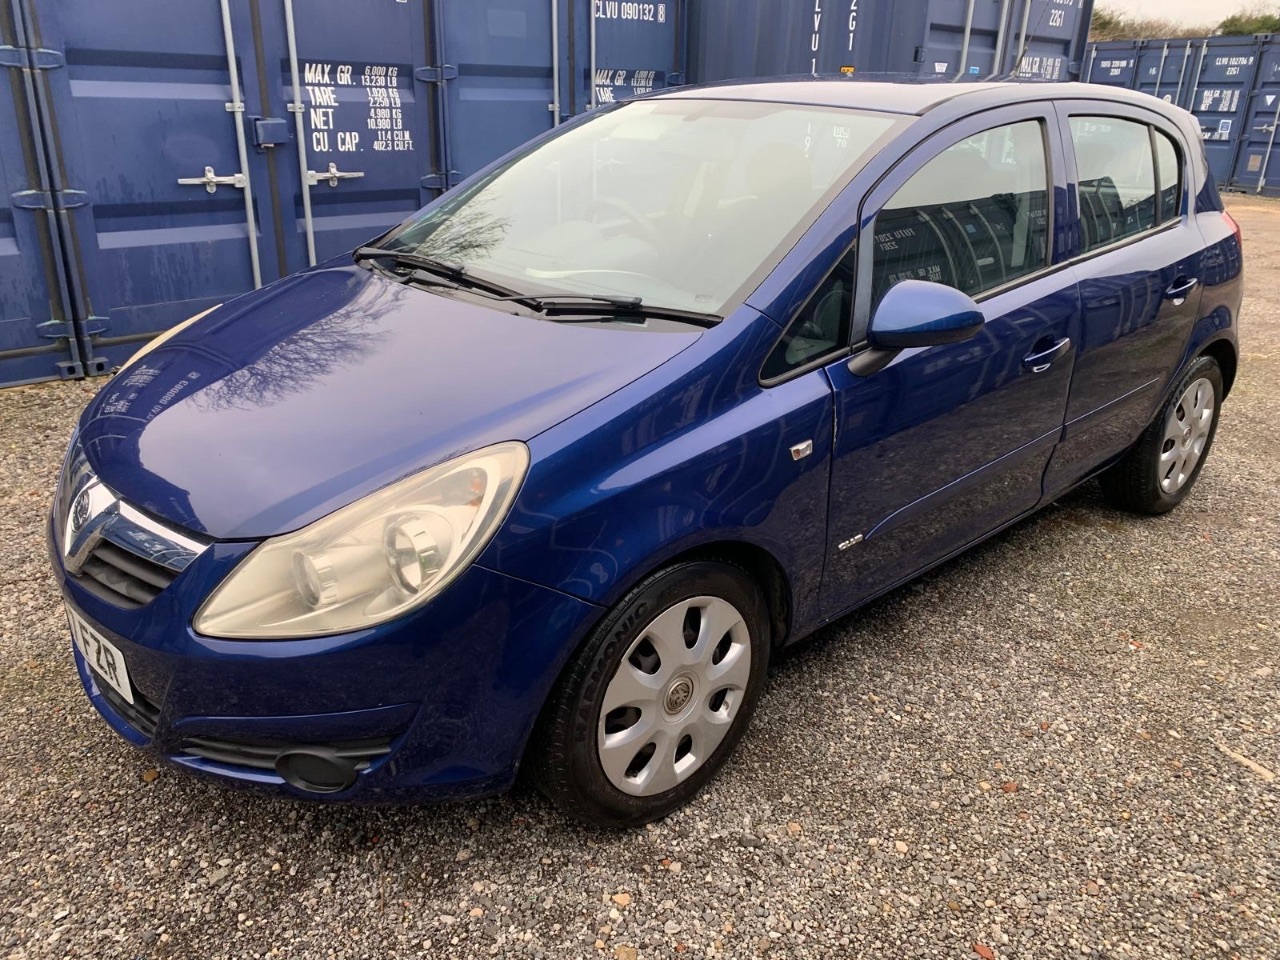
left=870, top=120, right=1050, bottom=306
left=761, top=248, right=855, bottom=380
left=1070, top=116, right=1157, bottom=252
left=383, top=100, right=903, bottom=315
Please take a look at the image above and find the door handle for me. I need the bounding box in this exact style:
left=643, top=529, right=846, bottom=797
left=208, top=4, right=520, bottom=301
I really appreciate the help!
left=1022, top=337, right=1072, bottom=374
left=1165, top=276, right=1199, bottom=304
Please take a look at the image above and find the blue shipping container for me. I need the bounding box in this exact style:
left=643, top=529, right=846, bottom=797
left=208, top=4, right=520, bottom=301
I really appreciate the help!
left=0, top=0, right=684, bottom=387
left=0, top=0, right=84, bottom=383
left=1083, top=32, right=1280, bottom=195
left=690, top=0, right=1093, bottom=84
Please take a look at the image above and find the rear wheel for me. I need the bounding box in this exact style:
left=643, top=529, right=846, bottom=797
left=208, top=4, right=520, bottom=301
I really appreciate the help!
left=1099, top=355, right=1223, bottom=515
left=530, top=560, right=770, bottom=827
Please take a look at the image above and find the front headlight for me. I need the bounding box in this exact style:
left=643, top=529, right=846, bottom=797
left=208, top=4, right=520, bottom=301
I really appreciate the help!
left=194, top=442, right=529, bottom=639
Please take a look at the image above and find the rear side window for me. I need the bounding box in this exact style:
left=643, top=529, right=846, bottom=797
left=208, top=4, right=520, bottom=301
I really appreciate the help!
left=1154, top=129, right=1182, bottom=222
left=1069, top=117, right=1157, bottom=252
left=870, top=120, right=1050, bottom=305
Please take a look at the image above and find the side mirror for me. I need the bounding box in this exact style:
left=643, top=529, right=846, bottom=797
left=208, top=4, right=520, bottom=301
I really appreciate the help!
left=867, top=279, right=985, bottom=350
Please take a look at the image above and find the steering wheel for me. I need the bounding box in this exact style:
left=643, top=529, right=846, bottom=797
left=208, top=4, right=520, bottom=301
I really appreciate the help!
left=591, top=195, right=664, bottom=247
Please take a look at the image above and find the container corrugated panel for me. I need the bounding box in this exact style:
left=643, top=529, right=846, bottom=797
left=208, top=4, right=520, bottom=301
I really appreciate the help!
left=0, top=0, right=683, bottom=386
left=0, top=0, right=83, bottom=385
left=689, top=0, right=1092, bottom=84
left=1228, top=40, right=1280, bottom=194
left=1183, top=36, right=1263, bottom=185
left=1082, top=40, right=1140, bottom=88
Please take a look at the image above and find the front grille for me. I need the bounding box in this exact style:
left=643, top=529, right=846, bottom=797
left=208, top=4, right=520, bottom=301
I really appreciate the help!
left=99, top=682, right=161, bottom=739
left=75, top=542, right=178, bottom=609
left=178, top=737, right=393, bottom=772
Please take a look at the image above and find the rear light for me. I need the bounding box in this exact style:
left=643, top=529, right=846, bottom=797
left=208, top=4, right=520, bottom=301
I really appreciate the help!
left=1223, top=210, right=1243, bottom=249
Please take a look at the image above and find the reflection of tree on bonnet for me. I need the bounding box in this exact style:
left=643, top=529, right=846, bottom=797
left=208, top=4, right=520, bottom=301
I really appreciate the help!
left=191, top=278, right=396, bottom=412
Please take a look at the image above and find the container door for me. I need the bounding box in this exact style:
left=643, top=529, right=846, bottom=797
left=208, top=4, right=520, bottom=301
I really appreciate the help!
left=1229, top=42, right=1280, bottom=195
left=1184, top=37, right=1260, bottom=186
left=1084, top=41, right=1140, bottom=89
left=264, top=0, right=441, bottom=269
left=586, top=0, right=684, bottom=108
left=0, top=0, right=83, bottom=385
left=1134, top=40, right=1197, bottom=105
left=22, top=0, right=280, bottom=373
left=1008, top=0, right=1085, bottom=81
left=435, top=0, right=556, bottom=184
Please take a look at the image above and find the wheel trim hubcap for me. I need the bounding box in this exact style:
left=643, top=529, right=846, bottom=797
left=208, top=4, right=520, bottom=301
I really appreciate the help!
left=1158, top=377, right=1214, bottom=495
left=597, top=595, right=751, bottom=798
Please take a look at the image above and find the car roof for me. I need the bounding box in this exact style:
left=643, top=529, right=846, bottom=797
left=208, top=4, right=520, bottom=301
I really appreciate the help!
left=654, top=76, right=1174, bottom=117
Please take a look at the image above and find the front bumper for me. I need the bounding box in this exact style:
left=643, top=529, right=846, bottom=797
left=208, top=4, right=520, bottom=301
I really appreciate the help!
left=50, top=516, right=602, bottom=802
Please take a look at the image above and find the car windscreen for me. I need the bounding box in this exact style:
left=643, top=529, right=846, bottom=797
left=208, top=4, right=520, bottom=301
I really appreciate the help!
left=381, top=98, right=904, bottom=315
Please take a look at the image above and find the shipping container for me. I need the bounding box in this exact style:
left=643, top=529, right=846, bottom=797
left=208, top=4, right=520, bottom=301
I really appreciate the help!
left=1132, top=38, right=1198, bottom=105
left=0, top=0, right=684, bottom=387
left=1182, top=36, right=1263, bottom=184
left=1229, top=40, right=1280, bottom=193
left=689, top=0, right=1093, bottom=85
left=1083, top=32, right=1280, bottom=196
left=1082, top=39, right=1139, bottom=88
left=0, top=0, right=84, bottom=383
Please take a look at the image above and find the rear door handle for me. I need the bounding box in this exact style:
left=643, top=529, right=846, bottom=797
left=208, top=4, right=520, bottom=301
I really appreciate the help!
left=1165, top=277, right=1199, bottom=303
left=1023, top=337, right=1072, bottom=374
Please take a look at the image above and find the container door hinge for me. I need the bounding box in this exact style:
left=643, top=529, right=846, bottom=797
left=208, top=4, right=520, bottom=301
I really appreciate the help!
left=10, top=189, right=87, bottom=211
left=667, top=72, right=685, bottom=86
left=414, top=65, right=458, bottom=84
left=0, top=46, right=64, bottom=69
left=37, top=319, right=77, bottom=341
left=38, top=317, right=107, bottom=340
left=420, top=171, right=462, bottom=191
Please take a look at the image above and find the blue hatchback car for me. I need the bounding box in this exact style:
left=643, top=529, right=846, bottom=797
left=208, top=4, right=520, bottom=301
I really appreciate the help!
left=50, top=79, right=1242, bottom=826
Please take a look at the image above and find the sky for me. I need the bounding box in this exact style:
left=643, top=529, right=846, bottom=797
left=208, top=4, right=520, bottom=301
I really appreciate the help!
left=1101, top=0, right=1265, bottom=25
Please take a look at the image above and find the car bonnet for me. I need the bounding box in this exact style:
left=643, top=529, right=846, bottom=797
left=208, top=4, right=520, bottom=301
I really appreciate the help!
left=76, top=264, right=701, bottom=540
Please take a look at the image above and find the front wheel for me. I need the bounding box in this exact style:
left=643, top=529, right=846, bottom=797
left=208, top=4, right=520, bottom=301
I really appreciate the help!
left=1099, top=354, right=1224, bottom=515
left=530, top=560, right=770, bottom=827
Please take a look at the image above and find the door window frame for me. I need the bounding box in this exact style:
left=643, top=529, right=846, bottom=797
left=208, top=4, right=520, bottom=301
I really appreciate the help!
left=1052, top=100, right=1192, bottom=264
left=850, top=103, right=1063, bottom=348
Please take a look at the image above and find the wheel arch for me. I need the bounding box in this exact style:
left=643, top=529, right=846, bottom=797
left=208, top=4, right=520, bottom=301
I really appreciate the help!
left=1200, top=337, right=1237, bottom=398
left=516, top=538, right=796, bottom=777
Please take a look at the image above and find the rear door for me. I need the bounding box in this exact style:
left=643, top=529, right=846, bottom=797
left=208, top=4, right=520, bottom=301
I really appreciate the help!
left=1043, top=103, right=1207, bottom=499
left=821, top=105, right=1079, bottom=614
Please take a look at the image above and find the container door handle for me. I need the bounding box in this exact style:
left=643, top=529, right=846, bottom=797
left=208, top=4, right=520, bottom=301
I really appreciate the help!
left=306, top=162, right=365, bottom=188
left=1165, top=276, right=1199, bottom=304
left=178, top=165, right=247, bottom=194
left=1022, top=337, right=1072, bottom=374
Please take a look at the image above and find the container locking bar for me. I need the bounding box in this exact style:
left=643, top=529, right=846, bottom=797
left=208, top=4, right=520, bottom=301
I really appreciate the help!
left=306, top=163, right=365, bottom=188
left=177, top=166, right=247, bottom=194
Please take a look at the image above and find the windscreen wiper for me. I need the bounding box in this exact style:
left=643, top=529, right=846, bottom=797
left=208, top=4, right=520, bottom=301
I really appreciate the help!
left=496, top=293, right=721, bottom=329
left=354, top=245, right=467, bottom=279
left=354, top=246, right=524, bottom=299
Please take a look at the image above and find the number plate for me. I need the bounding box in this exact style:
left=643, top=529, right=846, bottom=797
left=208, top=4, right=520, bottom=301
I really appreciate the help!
left=67, top=606, right=134, bottom=705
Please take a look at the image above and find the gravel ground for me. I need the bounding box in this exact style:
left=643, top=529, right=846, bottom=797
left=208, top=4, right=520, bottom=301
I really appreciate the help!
left=2, top=200, right=1278, bottom=960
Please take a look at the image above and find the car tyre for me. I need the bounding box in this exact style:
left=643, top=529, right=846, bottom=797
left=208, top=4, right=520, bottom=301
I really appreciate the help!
left=530, top=559, right=770, bottom=828
left=1099, top=354, right=1223, bottom=515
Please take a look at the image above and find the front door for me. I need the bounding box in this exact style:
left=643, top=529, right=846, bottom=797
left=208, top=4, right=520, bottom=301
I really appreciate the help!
left=822, top=107, right=1079, bottom=615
